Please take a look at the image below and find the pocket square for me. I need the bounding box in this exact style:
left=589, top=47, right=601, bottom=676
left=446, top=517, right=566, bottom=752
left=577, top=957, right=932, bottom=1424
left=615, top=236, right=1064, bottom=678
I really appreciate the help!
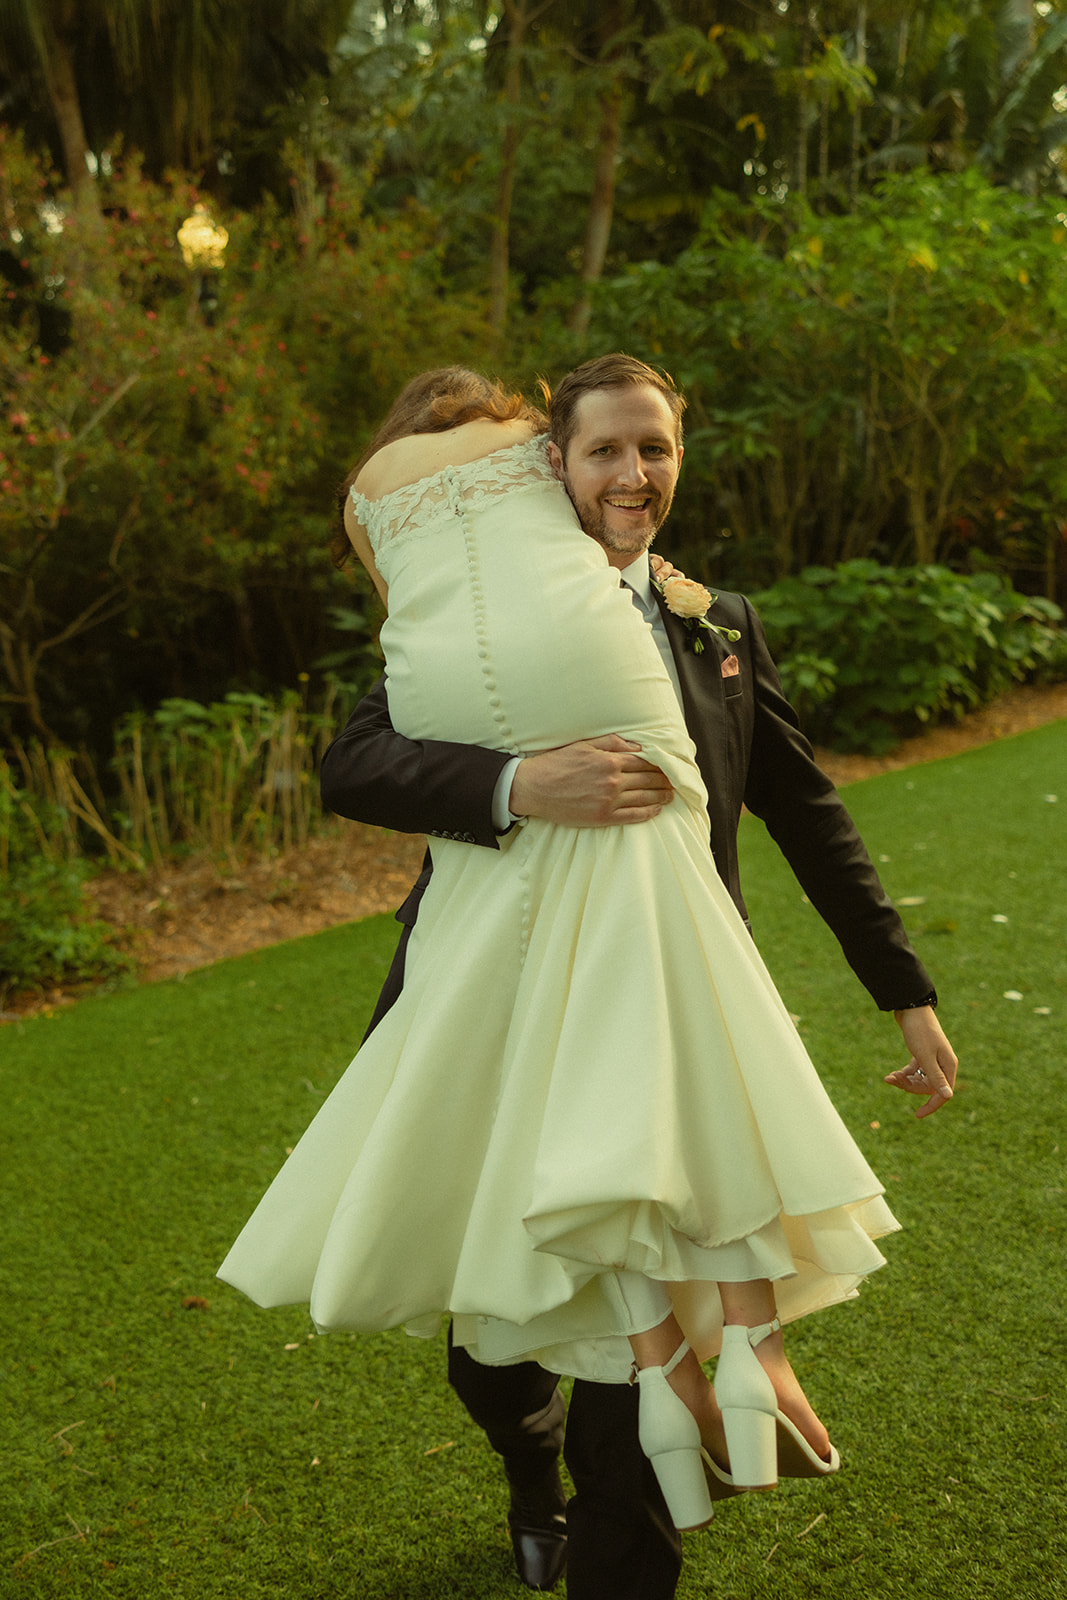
left=721, top=654, right=740, bottom=678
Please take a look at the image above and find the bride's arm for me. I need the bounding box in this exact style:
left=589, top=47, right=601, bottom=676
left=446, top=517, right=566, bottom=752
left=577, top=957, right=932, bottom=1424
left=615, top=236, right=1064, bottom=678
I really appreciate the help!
left=343, top=497, right=388, bottom=607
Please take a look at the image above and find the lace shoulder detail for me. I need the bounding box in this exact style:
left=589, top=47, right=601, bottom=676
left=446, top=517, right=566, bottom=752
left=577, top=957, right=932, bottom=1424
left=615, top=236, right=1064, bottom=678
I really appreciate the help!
left=350, top=436, right=557, bottom=556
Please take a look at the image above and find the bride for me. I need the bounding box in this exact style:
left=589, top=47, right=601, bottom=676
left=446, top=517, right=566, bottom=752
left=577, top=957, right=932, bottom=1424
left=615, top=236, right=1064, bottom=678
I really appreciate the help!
left=218, top=366, right=901, bottom=1531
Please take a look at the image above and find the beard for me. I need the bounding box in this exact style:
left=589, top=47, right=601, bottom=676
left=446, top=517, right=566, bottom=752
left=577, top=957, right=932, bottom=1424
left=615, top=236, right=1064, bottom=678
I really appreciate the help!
left=560, top=471, right=675, bottom=558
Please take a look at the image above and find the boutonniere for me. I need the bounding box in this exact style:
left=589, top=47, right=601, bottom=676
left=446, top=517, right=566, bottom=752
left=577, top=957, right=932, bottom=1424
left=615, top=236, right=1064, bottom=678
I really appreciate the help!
left=652, top=571, right=741, bottom=655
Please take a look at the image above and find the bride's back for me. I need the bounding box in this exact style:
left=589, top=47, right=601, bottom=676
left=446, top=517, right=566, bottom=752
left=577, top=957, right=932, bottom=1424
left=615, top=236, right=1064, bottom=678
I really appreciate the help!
left=356, top=418, right=539, bottom=502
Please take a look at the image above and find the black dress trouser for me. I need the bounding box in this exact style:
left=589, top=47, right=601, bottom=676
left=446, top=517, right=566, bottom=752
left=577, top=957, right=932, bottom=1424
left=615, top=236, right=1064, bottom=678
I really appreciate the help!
left=447, top=1340, right=683, bottom=1600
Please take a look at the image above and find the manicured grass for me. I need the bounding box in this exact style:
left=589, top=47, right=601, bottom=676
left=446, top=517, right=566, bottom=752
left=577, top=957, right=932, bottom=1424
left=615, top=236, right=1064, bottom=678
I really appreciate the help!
left=2, top=722, right=1064, bottom=1598
left=679, top=718, right=1066, bottom=1599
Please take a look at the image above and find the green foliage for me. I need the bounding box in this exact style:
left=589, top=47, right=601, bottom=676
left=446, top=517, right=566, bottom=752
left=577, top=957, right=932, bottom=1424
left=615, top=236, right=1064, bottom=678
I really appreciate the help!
left=0, top=852, right=129, bottom=1007
left=0, top=672, right=371, bottom=999
left=754, top=561, right=1067, bottom=753
left=0, top=756, right=129, bottom=1005
left=588, top=169, right=1067, bottom=600
left=111, top=688, right=349, bottom=864
left=0, top=131, right=481, bottom=749
left=888, top=0, right=1067, bottom=190
left=6, top=10, right=1067, bottom=753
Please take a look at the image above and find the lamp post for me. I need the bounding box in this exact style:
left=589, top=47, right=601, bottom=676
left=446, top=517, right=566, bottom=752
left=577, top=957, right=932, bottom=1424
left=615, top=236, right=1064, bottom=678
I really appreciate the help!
left=177, top=204, right=228, bottom=324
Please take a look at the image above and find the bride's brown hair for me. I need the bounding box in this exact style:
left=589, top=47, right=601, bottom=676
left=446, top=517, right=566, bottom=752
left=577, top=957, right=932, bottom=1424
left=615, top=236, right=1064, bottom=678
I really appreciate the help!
left=331, top=367, right=546, bottom=568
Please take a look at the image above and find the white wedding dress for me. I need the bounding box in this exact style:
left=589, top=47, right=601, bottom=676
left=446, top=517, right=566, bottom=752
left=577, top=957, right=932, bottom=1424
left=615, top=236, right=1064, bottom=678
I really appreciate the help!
left=218, top=437, right=898, bottom=1381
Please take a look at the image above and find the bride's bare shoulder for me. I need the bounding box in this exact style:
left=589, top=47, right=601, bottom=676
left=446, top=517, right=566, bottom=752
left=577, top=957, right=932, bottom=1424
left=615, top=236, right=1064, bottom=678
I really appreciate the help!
left=354, top=418, right=539, bottom=499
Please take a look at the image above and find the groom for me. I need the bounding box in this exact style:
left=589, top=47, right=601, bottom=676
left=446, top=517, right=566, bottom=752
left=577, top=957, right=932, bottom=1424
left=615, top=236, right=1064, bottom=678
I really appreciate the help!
left=320, top=353, right=958, bottom=1599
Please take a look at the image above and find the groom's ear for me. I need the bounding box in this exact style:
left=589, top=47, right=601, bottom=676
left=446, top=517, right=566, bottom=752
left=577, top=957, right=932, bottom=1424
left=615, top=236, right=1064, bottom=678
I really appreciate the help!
left=546, top=441, right=565, bottom=481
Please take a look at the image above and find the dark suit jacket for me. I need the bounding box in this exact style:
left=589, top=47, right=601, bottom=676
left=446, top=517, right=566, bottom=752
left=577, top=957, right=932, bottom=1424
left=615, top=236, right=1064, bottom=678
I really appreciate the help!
left=320, top=586, right=934, bottom=1022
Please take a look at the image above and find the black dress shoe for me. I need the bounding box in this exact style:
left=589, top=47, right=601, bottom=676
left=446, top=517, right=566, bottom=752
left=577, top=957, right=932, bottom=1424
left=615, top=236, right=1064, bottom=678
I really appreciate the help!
left=506, top=1469, right=568, bottom=1591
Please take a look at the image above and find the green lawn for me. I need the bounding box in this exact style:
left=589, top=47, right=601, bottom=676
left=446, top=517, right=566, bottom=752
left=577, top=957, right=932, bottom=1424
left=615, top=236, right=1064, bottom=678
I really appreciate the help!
left=2, top=722, right=1064, bottom=1599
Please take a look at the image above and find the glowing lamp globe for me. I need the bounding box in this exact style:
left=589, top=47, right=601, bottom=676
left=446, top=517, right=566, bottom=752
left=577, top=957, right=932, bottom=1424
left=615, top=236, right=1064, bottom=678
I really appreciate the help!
left=177, top=205, right=228, bottom=271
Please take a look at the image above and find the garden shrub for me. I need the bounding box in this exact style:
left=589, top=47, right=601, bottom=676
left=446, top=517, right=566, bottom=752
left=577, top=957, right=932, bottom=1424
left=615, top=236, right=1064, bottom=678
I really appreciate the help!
left=752, top=562, right=1067, bottom=754
left=111, top=686, right=348, bottom=864
left=0, top=762, right=131, bottom=1004
left=590, top=170, right=1067, bottom=600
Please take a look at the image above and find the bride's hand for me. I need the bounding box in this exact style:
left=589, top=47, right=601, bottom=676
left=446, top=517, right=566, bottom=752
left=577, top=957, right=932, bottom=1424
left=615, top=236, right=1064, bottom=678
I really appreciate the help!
left=509, top=735, right=674, bottom=827
left=649, top=553, right=680, bottom=583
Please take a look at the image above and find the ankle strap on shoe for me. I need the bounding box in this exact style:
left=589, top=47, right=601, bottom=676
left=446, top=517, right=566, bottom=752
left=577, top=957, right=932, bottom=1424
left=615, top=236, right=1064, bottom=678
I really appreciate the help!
left=663, top=1337, right=691, bottom=1378
left=629, top=1336, right=691, bottom=1386
left=746, top=1318, right=781, bottom=1349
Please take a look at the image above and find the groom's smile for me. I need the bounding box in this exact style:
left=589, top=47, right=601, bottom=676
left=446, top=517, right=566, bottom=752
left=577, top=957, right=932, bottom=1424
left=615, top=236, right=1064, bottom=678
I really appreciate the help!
left=547, top=385, right=684, bottom=570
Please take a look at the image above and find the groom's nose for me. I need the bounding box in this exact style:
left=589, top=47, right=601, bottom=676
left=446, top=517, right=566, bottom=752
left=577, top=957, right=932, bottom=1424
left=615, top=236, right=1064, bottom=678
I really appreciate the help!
left=613, top=447, right=648, bottom=487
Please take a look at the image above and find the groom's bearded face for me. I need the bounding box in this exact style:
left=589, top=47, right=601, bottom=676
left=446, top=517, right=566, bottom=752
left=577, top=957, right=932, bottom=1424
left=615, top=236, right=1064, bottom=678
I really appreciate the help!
left=547, top=385, right=683, bottom=570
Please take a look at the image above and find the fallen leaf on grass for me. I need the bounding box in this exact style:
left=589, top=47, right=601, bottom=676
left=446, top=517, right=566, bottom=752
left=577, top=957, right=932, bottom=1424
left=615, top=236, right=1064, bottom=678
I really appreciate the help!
left=182, top=1295, right=210, bottom=1311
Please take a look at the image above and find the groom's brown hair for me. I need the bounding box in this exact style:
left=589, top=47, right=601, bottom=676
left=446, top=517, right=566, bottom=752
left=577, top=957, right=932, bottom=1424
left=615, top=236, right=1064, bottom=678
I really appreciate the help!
left=543, top=354, right=686, bottom=460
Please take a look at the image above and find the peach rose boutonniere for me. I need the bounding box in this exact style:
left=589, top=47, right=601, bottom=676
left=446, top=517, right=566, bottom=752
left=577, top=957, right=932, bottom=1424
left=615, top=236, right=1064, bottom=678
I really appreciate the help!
left=654, top=571, right=741, bottom=654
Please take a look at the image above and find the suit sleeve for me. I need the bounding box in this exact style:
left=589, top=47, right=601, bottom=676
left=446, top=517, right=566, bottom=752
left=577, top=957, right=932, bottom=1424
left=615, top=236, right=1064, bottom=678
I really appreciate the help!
left=319, top=676, right=512, bottom=848
left=737, top=598, right=936, bottom=1011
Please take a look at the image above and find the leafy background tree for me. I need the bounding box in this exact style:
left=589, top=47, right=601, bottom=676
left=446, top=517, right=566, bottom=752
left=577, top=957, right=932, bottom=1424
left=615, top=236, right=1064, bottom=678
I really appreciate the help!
left=1, top=0, right=1065, bottom=764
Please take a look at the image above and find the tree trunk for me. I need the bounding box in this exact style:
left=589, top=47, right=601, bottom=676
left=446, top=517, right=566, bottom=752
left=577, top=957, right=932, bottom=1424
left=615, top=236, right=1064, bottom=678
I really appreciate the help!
left=849, top=1, right=867, bottom=205
left=794, top=8, right=812, bottom=196
left=489, top=0, right=530, bottom=334
left=38, top=19, right=98, bottom=215
left=1003, top=0, right=1035, bottom=81
left=888, top=13, right=909, bottom=161
left=288, top=140, right=324, bottom=263
left=569, top=85, right=622, bottom=339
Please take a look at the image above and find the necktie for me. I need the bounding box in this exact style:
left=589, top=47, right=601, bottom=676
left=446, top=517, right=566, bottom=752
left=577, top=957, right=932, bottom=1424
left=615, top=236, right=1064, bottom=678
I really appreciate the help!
left=622, top=582, right=683, bottom=706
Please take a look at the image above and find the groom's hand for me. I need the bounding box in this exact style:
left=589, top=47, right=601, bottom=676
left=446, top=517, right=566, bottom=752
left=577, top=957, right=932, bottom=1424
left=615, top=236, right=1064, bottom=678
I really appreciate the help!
left=510, top=735, right=674, bottom=827
left=885, top=1007, right=958, bottom=1119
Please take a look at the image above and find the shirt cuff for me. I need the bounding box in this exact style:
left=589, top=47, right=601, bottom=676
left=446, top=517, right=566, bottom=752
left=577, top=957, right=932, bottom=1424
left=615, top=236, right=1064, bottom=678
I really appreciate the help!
left=492, top=757, right=525, bottom=833
left=892, top=989, right=938, bottom=1012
